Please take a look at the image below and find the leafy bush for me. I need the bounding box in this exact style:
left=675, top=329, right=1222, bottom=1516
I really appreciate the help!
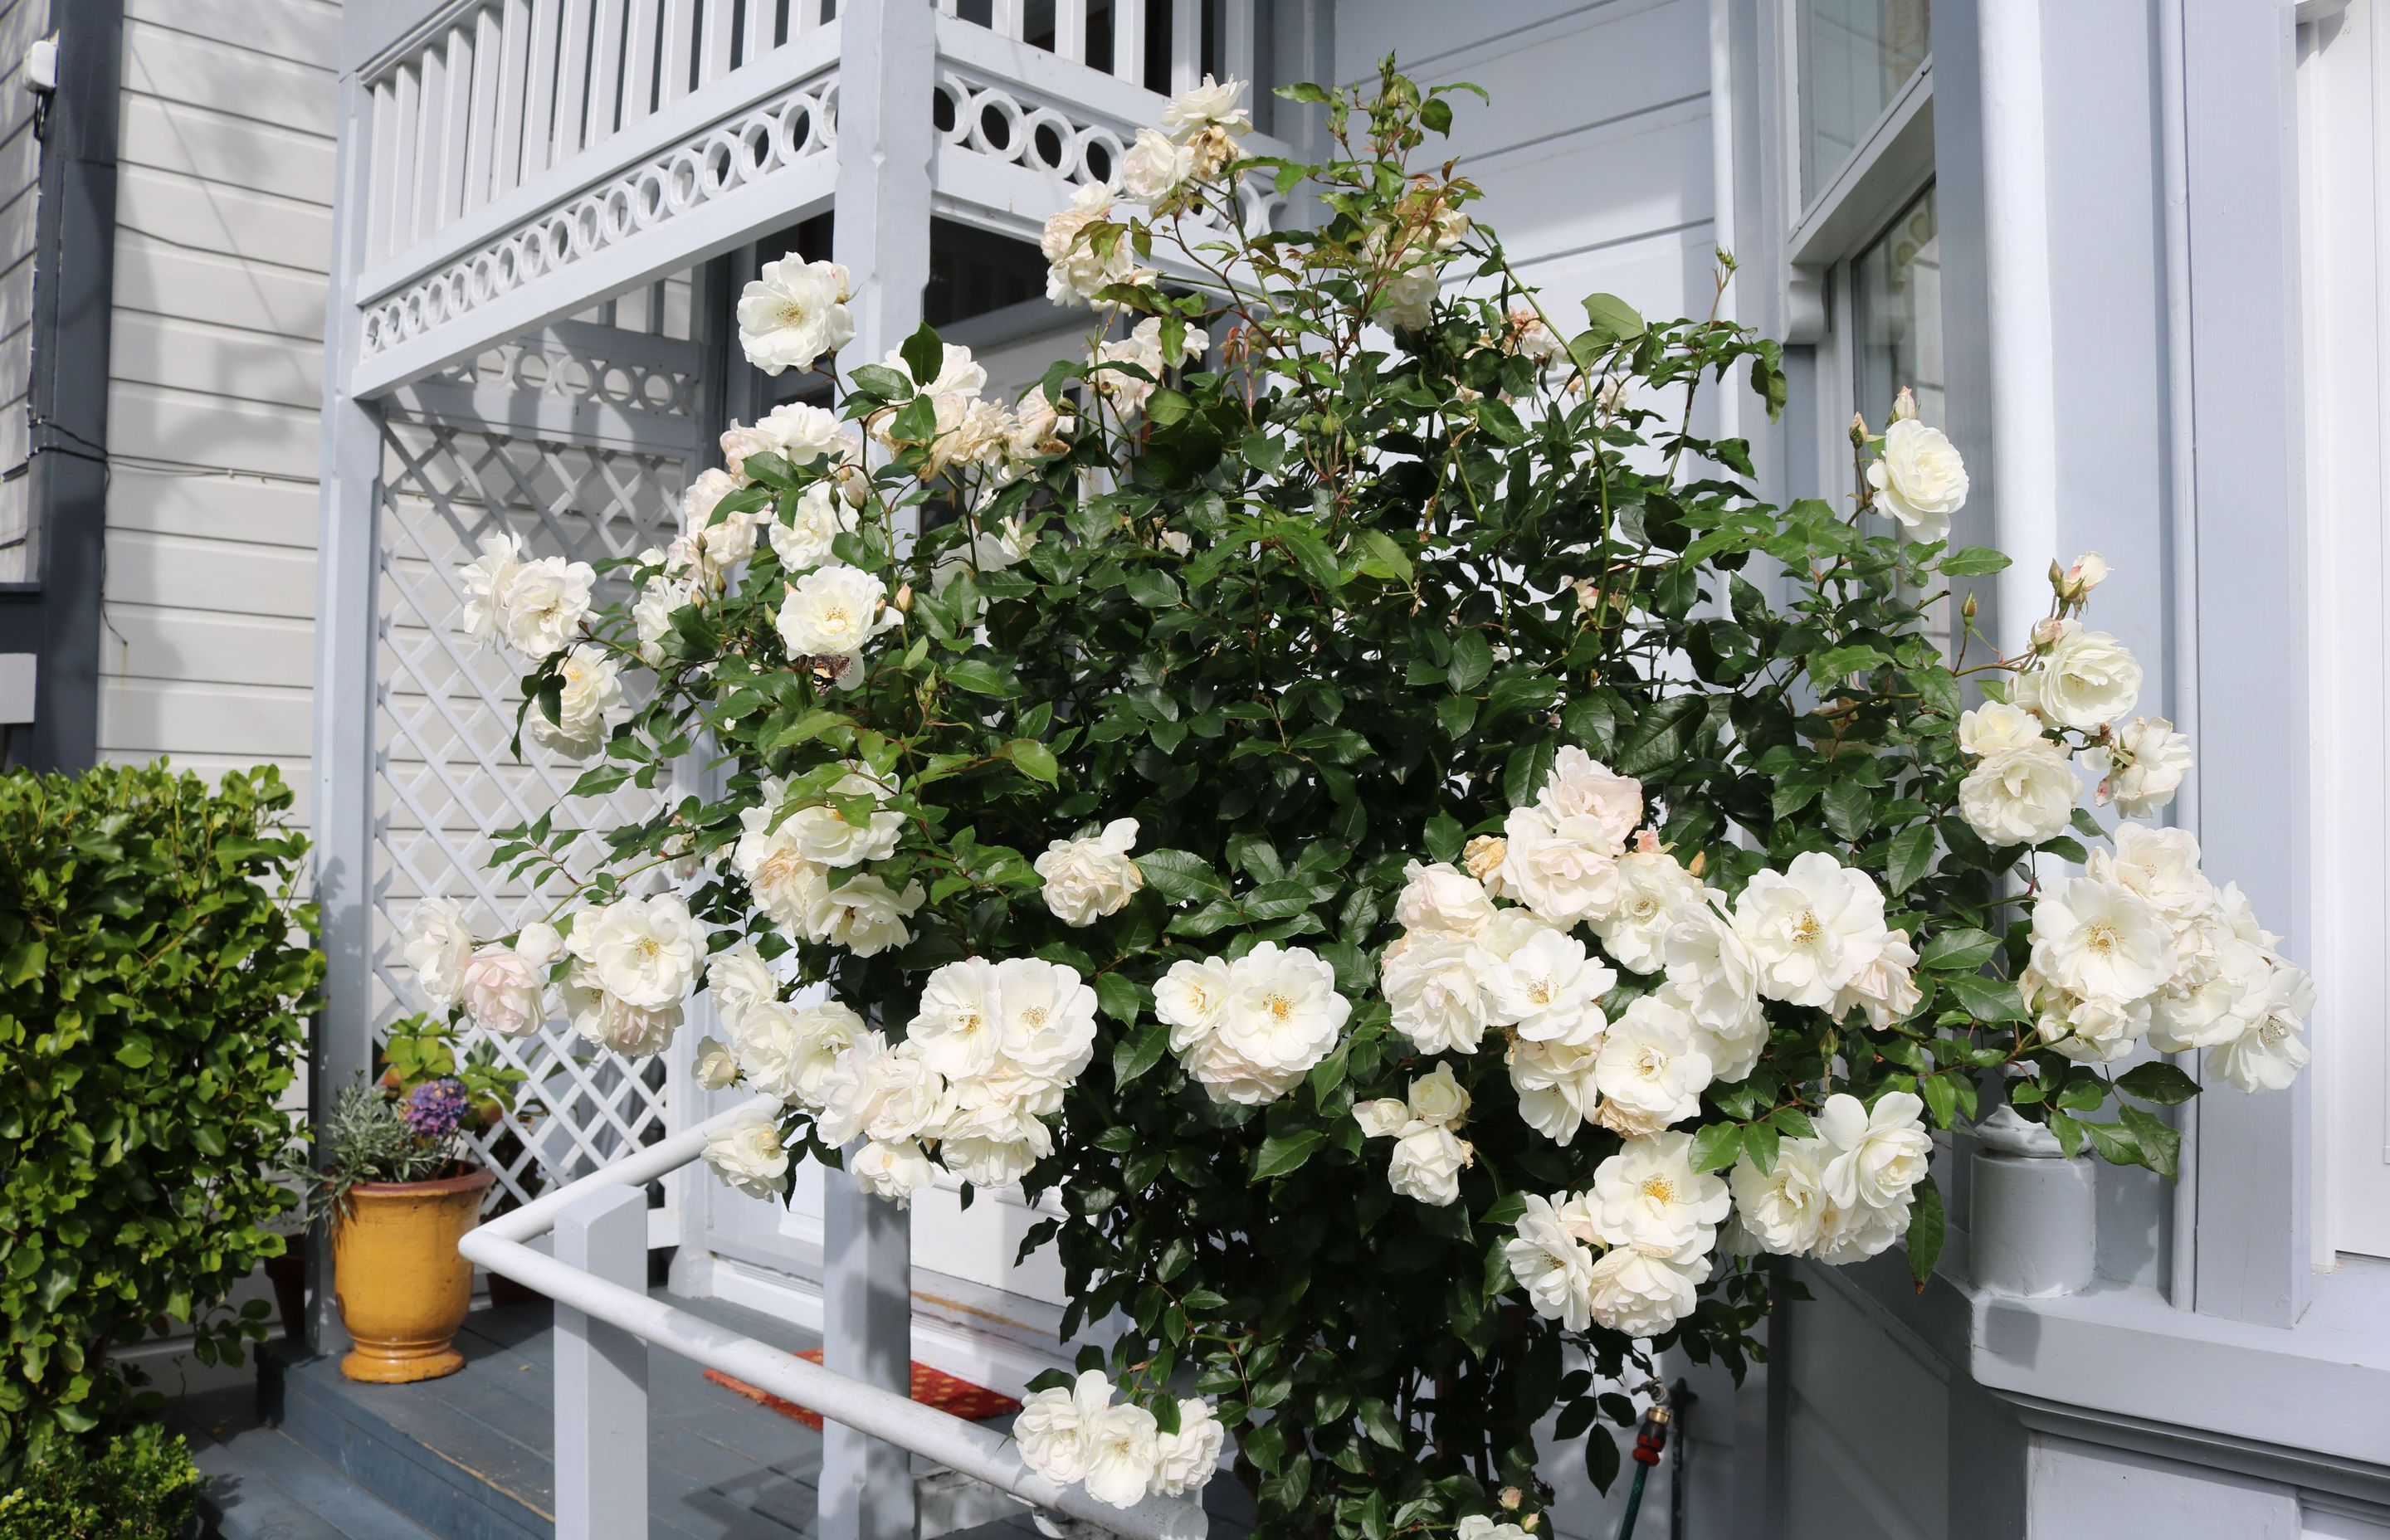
left=407, top=65, right=2313, bottom=1536
left=0, top=1424, right=202, bottom=1540
left=0, top=763, right=321, bottom=1475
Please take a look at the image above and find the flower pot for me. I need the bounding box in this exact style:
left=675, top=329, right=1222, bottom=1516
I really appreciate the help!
left=331, top=1167, right=493, bottom=1383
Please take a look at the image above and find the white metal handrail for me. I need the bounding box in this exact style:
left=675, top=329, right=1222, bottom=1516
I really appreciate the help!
left=458, top=1094, right=1208, bottom=1540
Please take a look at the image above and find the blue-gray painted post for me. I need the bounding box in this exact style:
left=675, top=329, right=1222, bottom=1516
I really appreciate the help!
left=554, top=1185, right=651, bottom=1540
left=309, top=68, right=388, bottom=1356
left=821, top=5, right=936, bottom=1539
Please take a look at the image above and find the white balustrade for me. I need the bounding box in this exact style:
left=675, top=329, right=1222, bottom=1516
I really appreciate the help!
left=458, top=1096, right=1211, bottom=1540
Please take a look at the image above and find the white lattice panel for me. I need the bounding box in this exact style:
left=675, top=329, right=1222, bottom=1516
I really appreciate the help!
left=372, top=318, right=705, bottom=1221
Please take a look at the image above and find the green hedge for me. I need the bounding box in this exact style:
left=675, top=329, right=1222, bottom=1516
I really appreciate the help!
left=0, top=1425, right=202, bottom=1539
left=0, top=763, right=322, bottom=1475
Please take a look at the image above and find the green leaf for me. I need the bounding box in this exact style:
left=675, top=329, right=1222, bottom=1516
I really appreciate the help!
left=1584, top=1425, right=1622, bottom=1494
left=1885, top=823, right=1937, bottom=894
left=1612, top=694, right=1705, bottom=778
left=1938, top=546, right=2013, bottom=576
left=1447, top=632, right=1495, bottom=693
left=1821, top=777, right=1874, bottom=841
left=1093, top=971, right=1145, bottom=1024
left=1138, top=849, right=1229, bottom=903
left=1002, top=738, right=1059, bottom=784
left=1124, top=568, right=1183, bottom=607
left=2114, top=1061, right=2201, bottom=1106
left=1252, top=1130, right=1325, bottom=1180
left=1113, top=1020, right=1170, bottom=1086
left=2118, top=1104, right=2183, bottom=1179
left=1905, top=1177, right=1946, bottom=1286
left=1579, top=293, right=1646, bottom=347
left=900, top=321, right=946, bottom=392
left=1689, top=1120, right=1744, bottom=1173
left=1352, top=530, right=1413, bottom=583
left=1919, top=927, right=2000, bottom=972
left=942, top=659, right=1021, bottom=696
left=1501, top=738, right=1557, bottom=811
left=1943, top=972, right=2029, bottom=1024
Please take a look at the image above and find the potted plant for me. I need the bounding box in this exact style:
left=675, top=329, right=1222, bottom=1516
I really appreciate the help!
left=312, top=1016, right=522, bottom=1383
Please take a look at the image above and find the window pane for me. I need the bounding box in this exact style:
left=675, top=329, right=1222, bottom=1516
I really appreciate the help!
left=1855, top=184, right=1942, bottom=430
left=1799, top=0, right=1930, bottom=203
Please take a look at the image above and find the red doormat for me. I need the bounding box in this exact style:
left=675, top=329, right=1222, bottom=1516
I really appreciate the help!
left=705, top=1351, right=1022, bottom=1430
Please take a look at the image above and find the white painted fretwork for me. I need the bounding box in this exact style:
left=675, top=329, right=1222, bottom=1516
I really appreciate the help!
left=363, top=76, right=837, bottom=361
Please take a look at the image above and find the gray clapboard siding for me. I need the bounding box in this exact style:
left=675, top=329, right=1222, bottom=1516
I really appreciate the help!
left=0, top=0, right=45, bottom=582
left=100, top=2, right=340, bottom=811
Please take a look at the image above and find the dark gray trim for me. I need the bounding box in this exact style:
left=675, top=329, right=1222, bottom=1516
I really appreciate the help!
left=0, top=0, right=120, bottom=770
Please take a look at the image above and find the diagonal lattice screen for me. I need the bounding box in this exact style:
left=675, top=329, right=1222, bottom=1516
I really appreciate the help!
left=371, top=314, right=705, bottom=1221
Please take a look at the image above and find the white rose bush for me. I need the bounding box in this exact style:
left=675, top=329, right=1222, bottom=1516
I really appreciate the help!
left=401, top=66, right=2312, bottom=1538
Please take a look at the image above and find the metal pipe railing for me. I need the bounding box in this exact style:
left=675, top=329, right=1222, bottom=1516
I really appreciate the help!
left=458, top=1095, right=1207, bottom=1540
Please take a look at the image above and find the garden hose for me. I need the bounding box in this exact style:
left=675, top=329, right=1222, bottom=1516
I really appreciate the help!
left=1613, top=1403, right=1672, bottom=1540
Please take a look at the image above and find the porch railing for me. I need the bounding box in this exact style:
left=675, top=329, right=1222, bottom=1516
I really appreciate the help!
left=457, top=1094, right=1211, bottom=1540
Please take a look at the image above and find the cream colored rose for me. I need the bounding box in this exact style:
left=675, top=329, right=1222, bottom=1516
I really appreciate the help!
left=2026, top=621, right=2143, bottom=729
left=702, top=1106, right=789, bottom=1199
left=1033, top=818, right=1144, bottom=926
left=1958, top=742, right=2079, bottom=846
left=459, top=940, right=549, bottom=1038
left=402, top=898, right=474, bottom=1010
left=1123, top=126, right=1195, bottom=199
left=735, top=256, right=855, bottom=376
left=1864, top=417, right=1968, bottom=541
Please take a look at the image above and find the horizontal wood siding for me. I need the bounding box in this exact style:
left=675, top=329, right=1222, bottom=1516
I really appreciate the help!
left=0, top=0, right=46, bottom=581
left=99, top=0, right=340, bottom=810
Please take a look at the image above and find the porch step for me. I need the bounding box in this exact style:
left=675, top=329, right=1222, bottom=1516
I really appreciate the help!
left=168, top=1387, right=439, bottom=1540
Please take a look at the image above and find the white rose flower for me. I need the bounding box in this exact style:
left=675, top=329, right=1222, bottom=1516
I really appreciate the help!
left=1590, top=1130, right=1731, bottom=1259
left=1538, top=747, right=1643, bottom=846
left=1480, top=923, right=1614, bottom=1044
left=1728, top=1138, right=1831, bottom=1255
left=1160, top=75, right=1251, bottom=137
left=726, top=401, right=861, bottom=479
left=684, top=469, right=759, bottom=570
left=1509, top=305, right=1566, bottom=363
left=736, top=256, right=855, bottom=375
left=768, top=483, right=858, bottom=574
left=1123, top=126, right=1196, bottom=199
left=1829, top=925, right=1923, bottom=1031
left=817, top=1033, right=948, bottom=1145
left=938, top=1131, right=1043, bottom=1190
left=1155, top=955, right=1233, bottom=1048
left=703, top=1106, right=790, bottom=1200
left=1508, top=1033, right=1602, bottom=1146
left=495, top=552, right=597, bottom=659
left=1958, top=743, right=2079, bottom=847
left=1081, top=1398, right=1162, bottom=1511
left=1584, top=1245, right=1706, bottom=1337
left=458, top=940, right=549, bottom=1037
left=728, top=999, right=812, bottom=1103
left=2148, top=923, right=2270, bottom=1052
left=1182, top=942, right=1351, bottom=1105
left=1150, top=1400, right=1222, bottom=1498
left=851, top=1138, right=937, bottom=1206
left=1041, top=184, right=1149, bottom=307
left=705, top=941, right=780, bottom=1031
left=1458, top=1518, right=1531, bottom=1540
left=1958, top=699, right=2048, bottom=757
left=776, top=563, right=899, bottom=664
left=1394, top=860, right=1497, bottom=937
left=778, top=1002, right=862, bottom=1108
left=1593, top=993, right=1713, bottom=1132
left=402, top=898, right=474, bottom=1010
left=735, top=808, right=832, bottom=938
left=1505, top=1193, right=1600, bottom=1331
left=1017, top=1370, right=1106, bottom=1484
left=992, top=956, right=1100, bottom=1089
left=1377, top=261, right=1440, bottom=330
left=1500, top=807, right=1623, bottom=928
left=694, top=1036, right=742, bottom=1091
left=2087, top=823, right=2213, bottom=926
left=1661, top=909, right=1768, bottom=1081
left=884, top=340, right=988, bottom=401
left=458, top=532, right=524, bottom=648
left=632, top=565, right=692, bottom=668
left=2207, top=961, right=2314, bottom=1093
left=568, top=893, right=705, bottom=1010
left=1386, top=1124, right=1473, bottom=1207
left=2027, top=875, right=2176, bottom=1002
left=1035, top=818, right=1145, bottom=926
left=1863, top=417, right=1969, bottom=542
left=2027, top=972, right=2153, bottom=1064
left=818, top=872, right=925, bottom=958
left=1816, top=1091, right=1931, bottom=1211
left=1593, top=849, right=1709, bottom=975
left=907, top=956, right=1004, bottom=1080
left=1812, top=1196, right=1911, bottom=1265
left=2081, top=715, right=2192, bottom=817
left=529, top=643, right=623, bottom=759
left=782, top=767, right=905, bottom=870
left=1380, top=929, right=1493, bottom=1055
left=1733, top=850, right=1892, bottom=1010
left=561, top=968, right=683, bottom=1057
left=2025, top=621, right=2144, bottom=730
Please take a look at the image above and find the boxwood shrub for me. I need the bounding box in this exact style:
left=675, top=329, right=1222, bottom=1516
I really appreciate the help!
left=0, top=763, right=322, bottom=1475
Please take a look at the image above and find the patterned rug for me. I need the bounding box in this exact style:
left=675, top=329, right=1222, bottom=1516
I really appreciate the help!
left=705, top=1352, right=1022, bottom=1431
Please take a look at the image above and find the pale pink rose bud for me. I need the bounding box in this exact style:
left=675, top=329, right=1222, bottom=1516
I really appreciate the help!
left=2031, top=616, right=2066, bottom=650
left=1849, top=412, right=1871, bottom=447
left=893, top=582, right=915, bottom=612
left=2060, top=551, right=2110, bottom=602
left=1634, top=829, right=1664, bottom=855
left=1892, top=386, right=1918, bottom=422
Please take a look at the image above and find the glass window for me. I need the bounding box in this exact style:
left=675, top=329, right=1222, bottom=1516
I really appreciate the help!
left=1799, top=0, right=1931, bottom=203
left=1854, top=184, right=1942, bottom=429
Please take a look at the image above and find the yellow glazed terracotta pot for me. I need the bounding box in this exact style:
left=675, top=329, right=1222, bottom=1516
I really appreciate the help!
left=331, top=1167, right=493, bottom=1384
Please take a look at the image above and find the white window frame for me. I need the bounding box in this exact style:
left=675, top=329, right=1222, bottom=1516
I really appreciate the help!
left=1771, top=0, right=1937, bottom=493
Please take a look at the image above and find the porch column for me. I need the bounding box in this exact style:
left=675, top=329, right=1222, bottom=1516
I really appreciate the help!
left=820, top=5, right=936, bottom=1540
left=308, top=68, right=388, bottom=1355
